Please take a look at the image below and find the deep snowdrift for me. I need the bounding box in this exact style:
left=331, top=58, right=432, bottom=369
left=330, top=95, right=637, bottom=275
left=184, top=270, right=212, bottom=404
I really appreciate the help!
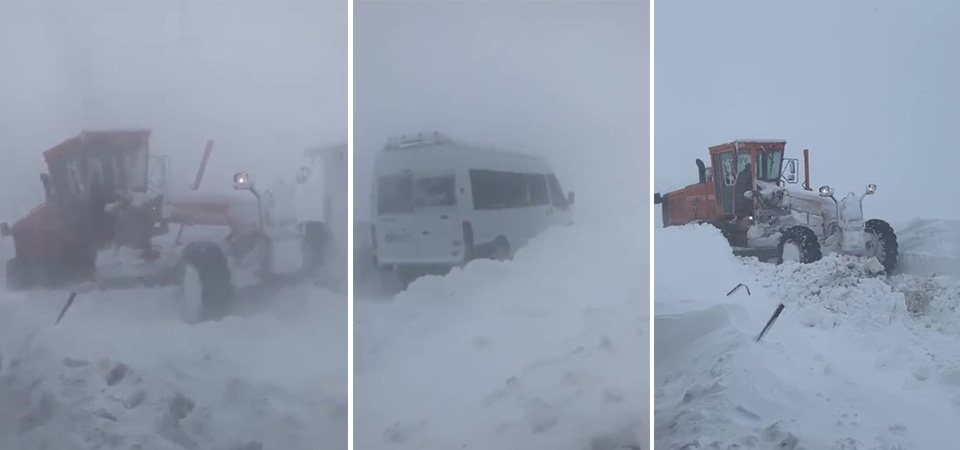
left=0, top=282, right=347, bottom=450
left=655, top=222, right=960, bottom=450
left=894, top=218, right=960, bottom=278
left=354, top=215, right=649, bottom=450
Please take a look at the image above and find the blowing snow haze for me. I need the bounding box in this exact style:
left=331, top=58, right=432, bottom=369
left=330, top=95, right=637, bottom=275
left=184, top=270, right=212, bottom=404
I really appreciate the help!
left=656, top=0, right=960, bottom=224
left=354, top=0, right=649, bottom=221
left=0, top=0, right=347, bottom=219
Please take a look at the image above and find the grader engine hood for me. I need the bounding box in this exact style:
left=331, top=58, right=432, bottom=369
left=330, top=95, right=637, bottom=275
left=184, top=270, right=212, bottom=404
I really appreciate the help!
left=167, top=192, right=261, bottom=231
left=756, top=180, right=879, bottom=226
left=756, top=180, right=839, bottom=223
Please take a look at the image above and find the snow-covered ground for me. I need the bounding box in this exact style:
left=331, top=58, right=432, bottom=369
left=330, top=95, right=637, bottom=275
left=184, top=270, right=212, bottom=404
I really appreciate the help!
left=0, top=279, right=347, bottom=449
left=654, top=217, right=960, bottom=449
left=354, top=214, right=649, bottom=450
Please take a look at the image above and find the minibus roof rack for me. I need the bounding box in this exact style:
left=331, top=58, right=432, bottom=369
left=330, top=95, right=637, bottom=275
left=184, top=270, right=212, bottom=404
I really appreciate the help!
left=383, top=131, right=455, bottom=151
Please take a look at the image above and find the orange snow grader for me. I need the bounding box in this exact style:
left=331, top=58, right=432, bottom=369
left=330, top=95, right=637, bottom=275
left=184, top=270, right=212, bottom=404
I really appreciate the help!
left=653, top=139, right=899, bottom=272
left=0, top=130, right=337, bottom=323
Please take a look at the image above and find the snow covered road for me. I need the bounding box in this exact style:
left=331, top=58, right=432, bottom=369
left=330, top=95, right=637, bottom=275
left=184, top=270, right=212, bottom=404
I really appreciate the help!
left=0, top=283, right=347, bottom=450
left=655, top=221, right=960, bottom=449
left=355, top=215, right=649, bottom=450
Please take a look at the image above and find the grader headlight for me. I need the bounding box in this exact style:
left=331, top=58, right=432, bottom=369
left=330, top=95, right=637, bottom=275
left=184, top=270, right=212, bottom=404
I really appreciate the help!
left=866, top=184, right=877, bottom=195
left=234, top=171, right=253, bottom=191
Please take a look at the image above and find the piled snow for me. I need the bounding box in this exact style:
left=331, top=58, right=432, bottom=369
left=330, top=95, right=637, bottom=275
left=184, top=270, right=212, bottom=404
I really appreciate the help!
left=355, top=215, right=649, bottom=450
left=655, top=222, right=960, bottom=449
left=894, top=218, right=960, bottom=278
left=654, top=224, right=744, bottom=309
left=0, top=283, right=347, bottom=450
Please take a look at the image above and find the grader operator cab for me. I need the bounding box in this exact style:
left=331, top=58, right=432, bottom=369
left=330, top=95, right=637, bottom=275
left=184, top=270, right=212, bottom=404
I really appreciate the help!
left=654, top=139, right=899, bottom=272
left=1, top=130, right=167, bottom=289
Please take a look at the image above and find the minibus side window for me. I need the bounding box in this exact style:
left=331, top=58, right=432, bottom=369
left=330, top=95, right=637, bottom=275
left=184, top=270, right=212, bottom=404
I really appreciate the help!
left=470, top=169, right=530, bottom=210
left=527, top=173, right=549, bottom=206
left=414, top=175, right=456, bottom=208
left=377, top=174, right=414, bottom=215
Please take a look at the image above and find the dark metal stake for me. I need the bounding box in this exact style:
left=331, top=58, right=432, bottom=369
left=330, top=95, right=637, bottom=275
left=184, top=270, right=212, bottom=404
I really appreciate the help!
left=756, top=303, right=785, bottom=342
left=55, top=292, right=78, bottom=325
left=727, top=283, right=751, bottom=296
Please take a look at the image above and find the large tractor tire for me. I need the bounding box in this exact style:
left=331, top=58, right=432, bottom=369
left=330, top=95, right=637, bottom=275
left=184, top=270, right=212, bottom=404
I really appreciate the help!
left=777, top=225, right=822, bottom=265
left=865, top=219, right=899, bottom=273
left=5, top=258, right=32, bottom=291
left=179, top=241, right=234, bottom=324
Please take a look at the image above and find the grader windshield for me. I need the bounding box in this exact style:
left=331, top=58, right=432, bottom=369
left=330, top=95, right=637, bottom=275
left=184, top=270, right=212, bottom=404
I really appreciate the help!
left=756, top=147, right=784, bottom=183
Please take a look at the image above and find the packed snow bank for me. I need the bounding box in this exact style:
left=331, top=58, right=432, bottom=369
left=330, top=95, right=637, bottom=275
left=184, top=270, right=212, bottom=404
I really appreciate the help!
left=355, top=215, right=649, bottom=450
left=0, top=283, right=347, bottom=450
left=894, top=218, right=960, bottom=278
left=655, top=222, right=960, bottom=449
left=654, top=223, right=744, bottom=312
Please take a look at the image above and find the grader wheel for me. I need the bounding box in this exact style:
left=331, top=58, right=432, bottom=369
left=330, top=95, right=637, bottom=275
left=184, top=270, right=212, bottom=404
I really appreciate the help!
left=777, top=225, right=822, bottom=265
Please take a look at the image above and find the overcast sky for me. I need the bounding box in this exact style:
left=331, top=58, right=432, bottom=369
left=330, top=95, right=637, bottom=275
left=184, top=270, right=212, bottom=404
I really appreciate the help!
left=0, top=0, right=346, bottom=219
left=655, top=0, right=960, bottom=224
left=355, top=0, right=649, bottom=221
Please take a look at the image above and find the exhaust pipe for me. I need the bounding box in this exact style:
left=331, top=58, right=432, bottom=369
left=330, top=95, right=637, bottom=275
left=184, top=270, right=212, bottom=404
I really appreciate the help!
left=696, top=158, right=707, bottom=184
left=177, top=139, right=215, bottom=246
left=189, top=139, right=216, bottom=191
left=802, top=149, right=812, bottom=191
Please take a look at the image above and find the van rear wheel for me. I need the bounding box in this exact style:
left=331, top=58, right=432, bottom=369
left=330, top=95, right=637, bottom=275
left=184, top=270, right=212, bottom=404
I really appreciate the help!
left=491, top=237, right=512, bottom=261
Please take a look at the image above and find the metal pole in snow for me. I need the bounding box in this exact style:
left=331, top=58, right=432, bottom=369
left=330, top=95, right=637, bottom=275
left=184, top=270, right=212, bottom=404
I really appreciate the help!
left=55, top=292, right=78, bottom=325
left=726, top=283, right=751, bottom=296
left=756, top=303, right=785, bottom=342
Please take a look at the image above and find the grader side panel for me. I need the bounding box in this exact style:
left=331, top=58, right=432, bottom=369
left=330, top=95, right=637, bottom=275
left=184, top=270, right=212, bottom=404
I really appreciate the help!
left=660, top=182, right=723, bottom=227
